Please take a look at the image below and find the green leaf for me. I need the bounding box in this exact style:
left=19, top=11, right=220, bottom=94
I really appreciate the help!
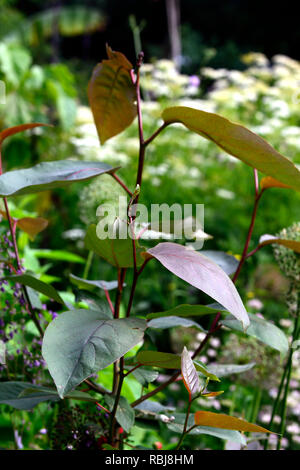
left=134, top=400, right=175, bottom=415
left=105, top=396, right=135, bottom=433
left=42, top=308, right=147, bottom=397
left=162, top=106, right=300, bottom=192
left=85, top=224, right=145, bottom=268
left=181, top=347, right=200, bottom=398
left=148, top=316, right=206, bottom=332
left=125, top=367, right=159, bottom=387
left=4, top=273, right=65, bottom=305
left=30, top=249, right=85, bottom=264
left=145, top=243, right=249, bottom=329
left=258, top=234, right=300, bottom=254
left=88, top=44, right=137, bottom=144
left=167, top=413, right=246, bottom=445
left=0, top=160, right=117, bottom=197
left=206, top=363, right=256, bottom=378
left=221, top=313, right=289, bottom=354
left=147, top=303, right=223, bottom=320
left=194, top=411, right=272, bottom=433
left=70, top=274, right=119, bottom=291
left=136, top=351, right=219, bottom=381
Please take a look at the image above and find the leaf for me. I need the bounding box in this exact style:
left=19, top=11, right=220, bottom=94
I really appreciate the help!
left=221, top=313, right=289, bottom=354
left=5, top=274, right=65, bottom=305
left=0, top=211, right=48, bottom=240
left=135, top=400, right=175, bottom=415
left=0, top=382, right=59, bottom=410
left=260, top=176, right=292, bottom=190
left=258, top=234, right=300, bottom=254
left=30, top=249, right=85, bottom=264
left=201, top=391, right=224, bottom=398
left=194, top=411, right=272, bottom=433
left=85, top=224, right=145, bottom=268
left=0, top=382, right=99, bottom=410
left=0, top=340, right=6, bottom=364
left=42, top=308, right=147, bottom=397
left=201, top=250, right=239, bottom=276
left=136, top=351, right=219, bottom=381
left=181, top=347, right=200, bottom=398
left=206, top=363, right=256, bottom=378
left=162, top=106, right=300, bottom=192
left=88, top=44, right=137, bottom=144
left=129, top=368, right=159, bottom=388
left=17, top=217, right=48, bottom=240
left=0, top=123, right=51, bottom=144
left=167, top=413, right=246, bottom=445
left=0, top=160, right=117, bottom=197
left=145, top=242, right=249, bottom=329
left=148, top=316, right=206, bottom=332
left=147, top=303, right=224, bottom=320
left=105, top=395, right=135, bottom=433
left=70, top=274, right=119, bottom=291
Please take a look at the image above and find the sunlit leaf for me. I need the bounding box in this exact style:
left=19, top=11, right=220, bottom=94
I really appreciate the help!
left=145, top=242, right=249, bottom=329
left=30, top=249, right=85, bottom=264
left=181, top=347, right=200, bottom=398
left=42, top=308, right=146, bottom=397
left=0, top=211, right=48, bottom=240
left=258, top=234, right=300, bottom=254
left=194, top=411, right=272, bottom=433
left=0, top=160, right=117, bottom=197
left=221, top=313, right=288, bottom=354
left=167, top=413, right=246, bottom=444
left=162, top=106, right=300, bottom=192
left=88, top=44, right=137, bottom=144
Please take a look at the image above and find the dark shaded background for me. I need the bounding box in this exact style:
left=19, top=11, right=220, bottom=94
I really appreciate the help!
left=12, top=0, right=300, bottom=70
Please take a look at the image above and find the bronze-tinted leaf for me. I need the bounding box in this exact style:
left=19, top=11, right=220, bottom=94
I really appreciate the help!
left=260, top=176, right=292, bottom=190
left=194, top=411, right=272, bottom=433
left=17, top=217, right=48, bottom=240
left=162, top=106, right=300, bottom=192
left=88, top=45, right=137, bottom=144
left=259, top=234, right=300, bottom=254
left=0, top=123, right=52, bottom=144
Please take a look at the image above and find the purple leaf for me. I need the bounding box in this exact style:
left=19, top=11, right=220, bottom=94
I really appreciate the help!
left=147, top=243, right=249, bottom=329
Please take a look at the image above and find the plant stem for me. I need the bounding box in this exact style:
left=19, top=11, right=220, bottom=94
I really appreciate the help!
left=176, top=399, right=192, bottom=449
left=111, top=173, right=133, bottom=197
left=109, top=357, right=125, bottom=445
left=276, top=302, right=300, bottom=450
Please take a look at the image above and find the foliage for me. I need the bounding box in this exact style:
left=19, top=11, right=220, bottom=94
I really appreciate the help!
left=0, top=45, right=300, bottom=452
